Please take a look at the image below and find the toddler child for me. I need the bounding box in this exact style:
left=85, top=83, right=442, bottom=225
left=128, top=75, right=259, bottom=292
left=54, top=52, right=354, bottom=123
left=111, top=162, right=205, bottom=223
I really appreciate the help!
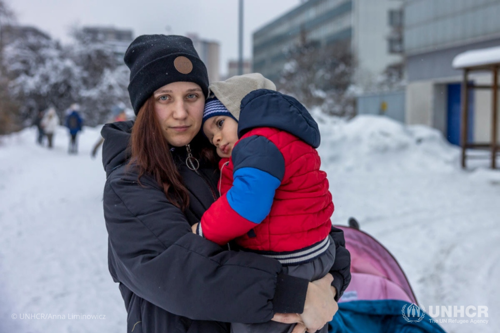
left=194, top=73, right=339, bottom=333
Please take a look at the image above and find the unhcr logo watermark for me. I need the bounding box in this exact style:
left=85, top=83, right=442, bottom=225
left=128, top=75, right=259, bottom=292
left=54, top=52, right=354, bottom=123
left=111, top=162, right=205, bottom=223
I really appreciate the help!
left=402, top=303, right=489, bottom=325
left=402, top=303, right=425, bottom=323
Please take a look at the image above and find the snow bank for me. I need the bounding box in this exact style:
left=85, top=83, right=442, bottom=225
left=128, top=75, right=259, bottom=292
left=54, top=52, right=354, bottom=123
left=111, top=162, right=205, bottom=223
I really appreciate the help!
left=469, top=168, right=500, bottom=185
left=311, top=114, right=499, bottom=333
left=314, top=114, right=460, bottom=173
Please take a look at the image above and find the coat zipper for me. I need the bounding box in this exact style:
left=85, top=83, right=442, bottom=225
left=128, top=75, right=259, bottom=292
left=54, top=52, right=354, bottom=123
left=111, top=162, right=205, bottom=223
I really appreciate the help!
left=184, top=144, right=218, bottom=201
left=183, top=146, right=232, bottom=250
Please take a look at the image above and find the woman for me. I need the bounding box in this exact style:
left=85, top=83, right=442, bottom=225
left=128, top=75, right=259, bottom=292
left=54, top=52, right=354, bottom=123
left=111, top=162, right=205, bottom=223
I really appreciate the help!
left=101, top=35, right=351, bottom=333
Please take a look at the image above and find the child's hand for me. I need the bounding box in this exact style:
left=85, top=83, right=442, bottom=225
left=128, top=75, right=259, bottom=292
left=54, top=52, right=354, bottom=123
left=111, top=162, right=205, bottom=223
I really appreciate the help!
left=191, top=223, right=199, bottom=234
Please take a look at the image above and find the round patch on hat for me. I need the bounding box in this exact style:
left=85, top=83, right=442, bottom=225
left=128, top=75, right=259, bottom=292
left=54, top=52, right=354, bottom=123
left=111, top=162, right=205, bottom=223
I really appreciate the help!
left=174, top=56, right=193, bottom=74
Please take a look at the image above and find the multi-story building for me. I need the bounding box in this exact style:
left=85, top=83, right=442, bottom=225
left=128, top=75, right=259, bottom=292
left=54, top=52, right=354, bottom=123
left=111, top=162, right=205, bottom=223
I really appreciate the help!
left=82, top=26, right=134, bottom=64
left=252, top=0, right=404, bottom=85
left=187, top=33, right=220, bottom=83
left=226, top=59, right=252, bottom=79
left=405, top=0, right=500, bottom=145
left=0, top=25, right=51, bottom=45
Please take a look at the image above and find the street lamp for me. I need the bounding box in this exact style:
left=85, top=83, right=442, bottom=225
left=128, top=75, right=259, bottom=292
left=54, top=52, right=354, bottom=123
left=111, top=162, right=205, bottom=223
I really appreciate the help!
left=238, top=0, right=244, bottom=75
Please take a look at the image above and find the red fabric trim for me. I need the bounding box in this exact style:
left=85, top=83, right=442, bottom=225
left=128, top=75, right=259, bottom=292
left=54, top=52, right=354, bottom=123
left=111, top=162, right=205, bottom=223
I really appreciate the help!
left=200, top=194, right=258, bottom=246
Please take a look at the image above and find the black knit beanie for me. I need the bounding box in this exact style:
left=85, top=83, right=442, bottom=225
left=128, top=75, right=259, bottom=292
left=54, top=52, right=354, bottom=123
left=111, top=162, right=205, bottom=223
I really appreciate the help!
left=124, top=35, right=209, bottom=115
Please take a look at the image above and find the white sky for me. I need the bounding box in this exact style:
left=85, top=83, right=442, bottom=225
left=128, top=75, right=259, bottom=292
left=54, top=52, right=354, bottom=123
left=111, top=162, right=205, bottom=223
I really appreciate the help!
left=8, top=0, right=302, bottom=76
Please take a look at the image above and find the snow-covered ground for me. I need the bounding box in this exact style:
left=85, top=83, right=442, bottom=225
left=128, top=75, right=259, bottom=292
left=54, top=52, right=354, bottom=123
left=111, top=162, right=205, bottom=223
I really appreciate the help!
left=1, top=115, right=499, bottom=333
left=0, top=126, right=124, bottom=333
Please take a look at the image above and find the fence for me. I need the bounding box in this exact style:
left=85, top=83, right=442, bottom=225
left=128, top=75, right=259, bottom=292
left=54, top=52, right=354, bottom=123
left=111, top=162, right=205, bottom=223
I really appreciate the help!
left=356, top=90, right=405, bottom=123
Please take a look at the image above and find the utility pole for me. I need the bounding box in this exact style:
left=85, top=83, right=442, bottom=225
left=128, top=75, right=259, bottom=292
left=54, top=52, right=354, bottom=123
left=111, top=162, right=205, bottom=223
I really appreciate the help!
left=238, top=0, right=244, bottom=75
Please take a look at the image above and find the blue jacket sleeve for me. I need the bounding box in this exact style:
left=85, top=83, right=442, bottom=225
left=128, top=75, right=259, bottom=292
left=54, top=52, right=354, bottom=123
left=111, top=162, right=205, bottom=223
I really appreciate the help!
left=227, top=135, right=285, bottom=224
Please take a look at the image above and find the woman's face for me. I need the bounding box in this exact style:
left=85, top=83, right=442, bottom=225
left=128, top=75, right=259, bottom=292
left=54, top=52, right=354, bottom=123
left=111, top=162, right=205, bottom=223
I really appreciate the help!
left=153, top=81, right=205, bottom=147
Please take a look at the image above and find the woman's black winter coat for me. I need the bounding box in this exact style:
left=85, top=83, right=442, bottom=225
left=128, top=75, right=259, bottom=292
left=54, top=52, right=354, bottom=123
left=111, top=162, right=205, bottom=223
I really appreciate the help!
left=101, top=121, right=351, bottom=333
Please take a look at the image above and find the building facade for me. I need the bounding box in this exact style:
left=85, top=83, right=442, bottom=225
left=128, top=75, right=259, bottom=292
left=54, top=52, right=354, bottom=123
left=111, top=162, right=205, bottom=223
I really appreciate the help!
left=187, top=33, right=220, bottom=83
left=252, top=0, right=403, bottom=85
left=226, top=59, right=252, bottom=79
left=405, top=0, right=500, bottom=145
left=1, top=25, right=51, bottom=45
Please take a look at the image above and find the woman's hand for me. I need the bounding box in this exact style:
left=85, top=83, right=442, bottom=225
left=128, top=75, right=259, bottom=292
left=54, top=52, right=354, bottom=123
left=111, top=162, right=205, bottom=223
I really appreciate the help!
left=191, top=223, right=198, bottom=234
left=272, top=274, right=338, bottom=332
left=301, top=274, right=338, bottom=332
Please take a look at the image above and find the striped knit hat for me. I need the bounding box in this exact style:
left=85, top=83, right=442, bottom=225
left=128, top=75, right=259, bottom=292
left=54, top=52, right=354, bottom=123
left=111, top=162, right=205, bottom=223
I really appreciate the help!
left=202, top=97, right=237, bottom=126
left=202, top=73, right=276, bottom=128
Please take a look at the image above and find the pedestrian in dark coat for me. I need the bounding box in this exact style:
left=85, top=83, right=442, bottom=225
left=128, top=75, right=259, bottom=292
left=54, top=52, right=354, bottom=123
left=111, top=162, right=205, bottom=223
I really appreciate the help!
left=33, top=110, right=45, bottom=145
left=102, top=34, right=351, bottom=333
left=65, top=104, right=83, bottom=154
left=91, top=104, right=128, bottom=159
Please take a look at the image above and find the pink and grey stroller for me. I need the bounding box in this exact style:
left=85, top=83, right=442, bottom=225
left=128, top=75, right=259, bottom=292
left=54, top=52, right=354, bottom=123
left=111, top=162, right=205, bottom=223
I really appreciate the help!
left=328, top=219, right=446, bottom=333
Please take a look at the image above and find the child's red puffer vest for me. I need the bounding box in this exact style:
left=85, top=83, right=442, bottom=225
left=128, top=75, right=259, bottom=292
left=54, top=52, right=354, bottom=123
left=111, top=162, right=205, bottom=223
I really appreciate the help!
left=199, top=89, right=334, bottom=259
left=219, top=126, right=333, bottom=253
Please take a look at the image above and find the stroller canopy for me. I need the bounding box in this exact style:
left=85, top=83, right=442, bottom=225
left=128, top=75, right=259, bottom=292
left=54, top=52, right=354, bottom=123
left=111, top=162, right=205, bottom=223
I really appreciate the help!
left=337, top=225, right=417, bottom=304
left=329, top=223, right=446, bottom=333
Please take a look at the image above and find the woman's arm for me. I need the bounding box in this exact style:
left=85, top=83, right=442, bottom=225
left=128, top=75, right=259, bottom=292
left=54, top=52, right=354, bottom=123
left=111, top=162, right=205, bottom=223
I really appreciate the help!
left=104, top=174, right=308, bottom=324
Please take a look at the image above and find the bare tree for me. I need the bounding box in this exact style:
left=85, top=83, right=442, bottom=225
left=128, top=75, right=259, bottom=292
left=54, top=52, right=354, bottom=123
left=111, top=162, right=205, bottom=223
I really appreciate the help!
left=0, top=0, right=19, bottom=134
left=67, top=27, right=130, bottom=125
left=379, top=61, right=405, bottom=91
left=4, top=29, right=80, bottom=123
left=2, top=25, right=130, bottom=129
left=0, top=0, right=15, bottom=60
left=278, top=31, right=356, bottom=117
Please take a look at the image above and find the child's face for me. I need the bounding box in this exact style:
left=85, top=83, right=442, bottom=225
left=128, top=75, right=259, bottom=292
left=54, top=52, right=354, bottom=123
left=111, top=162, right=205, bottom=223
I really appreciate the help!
left=203, top=116, right=239, bottom=158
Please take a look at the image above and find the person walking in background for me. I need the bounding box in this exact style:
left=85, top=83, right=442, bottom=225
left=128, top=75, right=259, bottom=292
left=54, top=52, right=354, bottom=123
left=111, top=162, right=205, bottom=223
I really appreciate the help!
left=65, top=104, right=83, bottom=154
left=33, top=110, right=45, bottom=145
left=41, top=107, right=59, bottom=149
left=111, top=103, right=128, bottom=122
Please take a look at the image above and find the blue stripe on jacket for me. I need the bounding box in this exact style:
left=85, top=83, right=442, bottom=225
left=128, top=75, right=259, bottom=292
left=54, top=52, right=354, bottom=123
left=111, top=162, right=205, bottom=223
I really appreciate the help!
left=226, top=167, right=281, bottom=224
left=227, top=135, right=285, bottom=223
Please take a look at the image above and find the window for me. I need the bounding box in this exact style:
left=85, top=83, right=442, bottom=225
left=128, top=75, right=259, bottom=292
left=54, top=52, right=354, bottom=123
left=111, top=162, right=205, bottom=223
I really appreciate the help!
left=389, top=9, right=403, bottom=27
left=388, top=36, right=403, bottom=54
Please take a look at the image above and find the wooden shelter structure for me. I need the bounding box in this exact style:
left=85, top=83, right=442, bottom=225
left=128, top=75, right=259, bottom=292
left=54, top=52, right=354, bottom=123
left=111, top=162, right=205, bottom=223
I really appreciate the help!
left=453, top=46, right=500, bottom=169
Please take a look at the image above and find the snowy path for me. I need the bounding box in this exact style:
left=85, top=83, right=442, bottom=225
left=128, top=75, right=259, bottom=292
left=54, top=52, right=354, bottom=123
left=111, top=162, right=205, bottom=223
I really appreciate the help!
left=1, top=117, right=499, bottom=333
left=328, top=171, right=499, bottom=333
left=316, top=115, right=500, bottom=333
left=0, top=127, right=125, bottom=333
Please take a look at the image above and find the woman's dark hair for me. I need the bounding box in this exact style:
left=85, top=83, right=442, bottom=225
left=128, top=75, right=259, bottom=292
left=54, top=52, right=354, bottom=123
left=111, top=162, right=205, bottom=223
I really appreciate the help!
left=129, top=95, right=217, bottom=211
